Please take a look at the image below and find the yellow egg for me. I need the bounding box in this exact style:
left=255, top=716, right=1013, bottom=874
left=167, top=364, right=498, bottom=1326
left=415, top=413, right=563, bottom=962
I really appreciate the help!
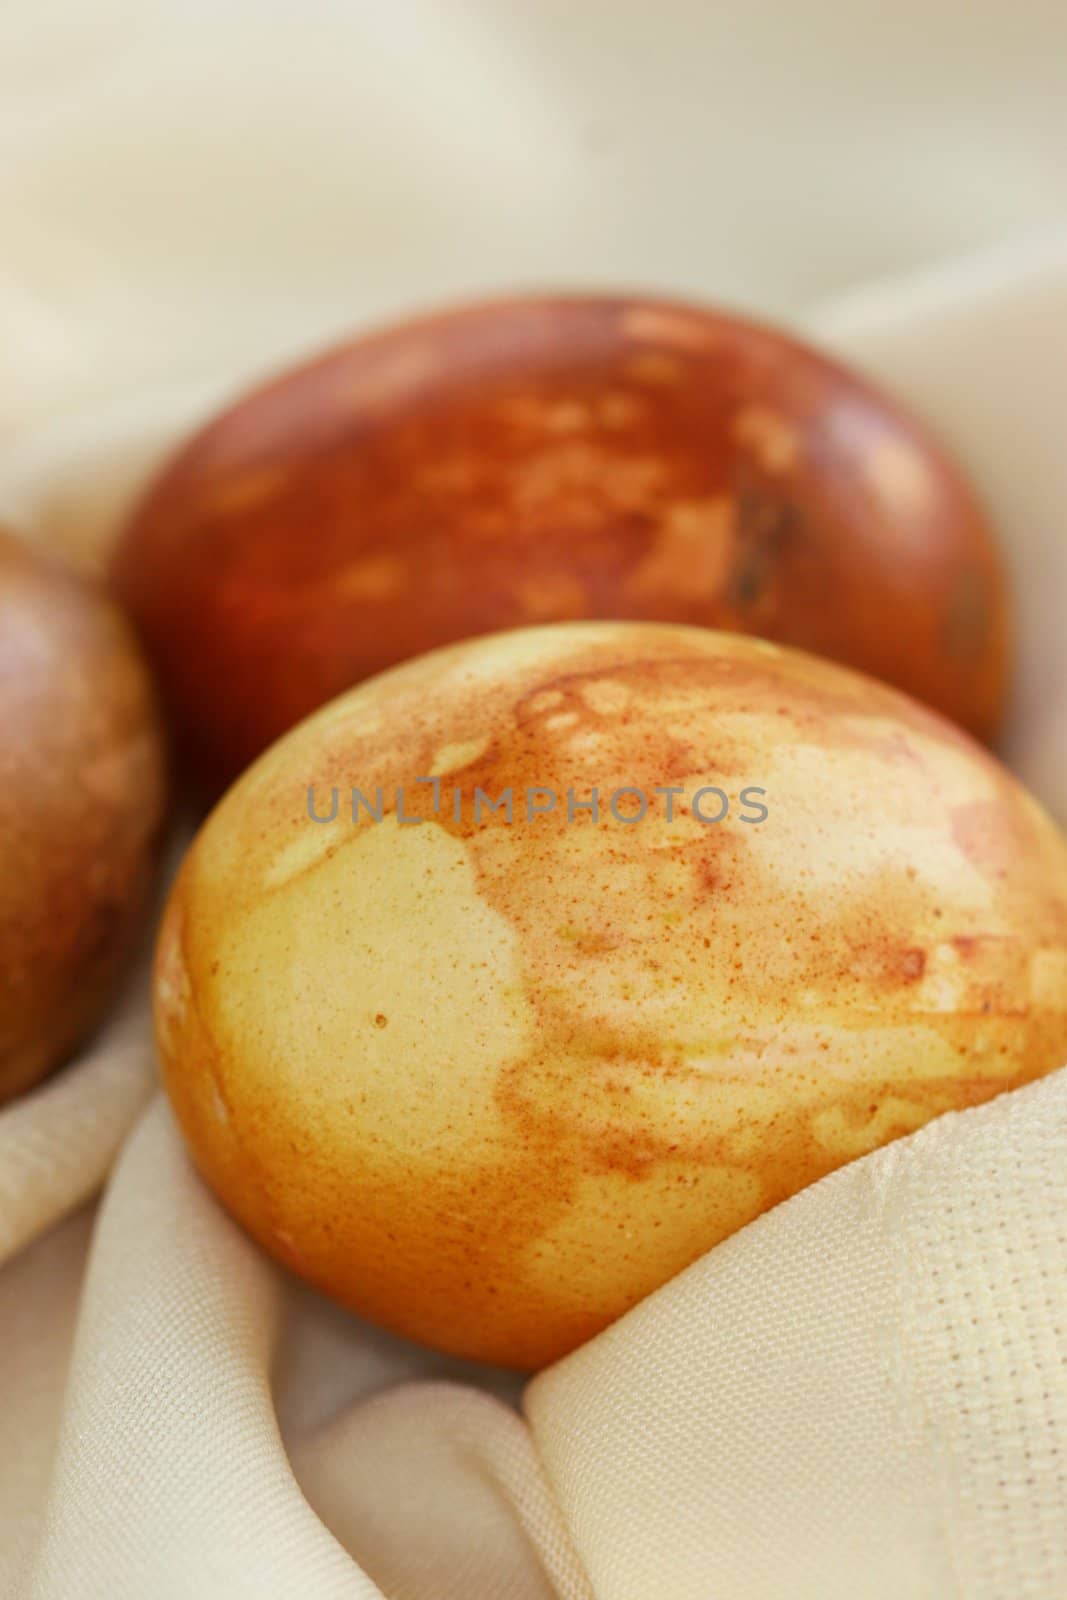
left=156, top=623, right=1067, bottom=1368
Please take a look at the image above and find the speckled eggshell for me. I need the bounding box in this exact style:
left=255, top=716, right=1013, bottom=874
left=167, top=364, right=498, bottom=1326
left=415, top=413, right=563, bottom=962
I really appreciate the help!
left=155, top=623, right=1066, bottom=1369
left=0, top=528, right=168, bottom=1105
left=114, top=296, right=1010, bottom=795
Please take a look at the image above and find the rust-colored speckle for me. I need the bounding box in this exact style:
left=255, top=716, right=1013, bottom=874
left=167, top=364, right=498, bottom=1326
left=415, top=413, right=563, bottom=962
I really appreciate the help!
left=154, top=623, right=1065, bottom=1369
left=113, top=294, right=1011, bottom=798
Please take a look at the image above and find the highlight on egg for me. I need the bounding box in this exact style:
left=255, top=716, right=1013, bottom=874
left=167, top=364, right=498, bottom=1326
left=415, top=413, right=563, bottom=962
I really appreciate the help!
left=114, top=294, right=1010, bottom=795
left=154, top=623, right=1067, bottom=1369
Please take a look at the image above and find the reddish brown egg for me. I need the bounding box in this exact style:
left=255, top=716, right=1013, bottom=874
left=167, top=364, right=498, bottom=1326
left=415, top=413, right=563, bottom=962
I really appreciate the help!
left=113, top=295, right=1010, bottom=794
left=0, top=528, right=168, bottom=1105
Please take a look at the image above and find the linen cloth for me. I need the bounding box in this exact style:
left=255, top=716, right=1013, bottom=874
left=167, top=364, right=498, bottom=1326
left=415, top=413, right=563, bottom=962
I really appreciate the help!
left=2, top=5, right=1067, bottom=1596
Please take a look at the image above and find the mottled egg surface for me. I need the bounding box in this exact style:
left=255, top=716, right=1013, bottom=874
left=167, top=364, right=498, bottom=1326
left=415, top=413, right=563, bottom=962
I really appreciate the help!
left=115, top=296, right=1010, bottom=794
left=156, top=624, right=1065, bottom=1368
left=0, top=528, right=167, bottom=1105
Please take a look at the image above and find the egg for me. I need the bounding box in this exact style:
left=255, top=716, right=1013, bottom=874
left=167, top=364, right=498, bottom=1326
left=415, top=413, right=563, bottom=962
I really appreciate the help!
left=0, top=529, right=168, bottom=1106
left=155, top=623, right=1066, bottom=1369
left=113, top=295, right=1010, bottom=796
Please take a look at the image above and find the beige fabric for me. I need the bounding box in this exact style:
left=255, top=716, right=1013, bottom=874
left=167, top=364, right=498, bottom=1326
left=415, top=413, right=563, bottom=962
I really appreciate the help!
left=530, top=1069, right=1067, bottom=1600
left=2, top=6, right=1067, bottom=1595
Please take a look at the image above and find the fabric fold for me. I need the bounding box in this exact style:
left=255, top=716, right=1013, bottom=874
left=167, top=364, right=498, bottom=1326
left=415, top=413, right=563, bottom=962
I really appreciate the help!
left=0, top=19, right=1065, bottom=1583
left=14, top=1101, right=375, bottom=1600
left=526, top=1069, right=1067, bottom=1599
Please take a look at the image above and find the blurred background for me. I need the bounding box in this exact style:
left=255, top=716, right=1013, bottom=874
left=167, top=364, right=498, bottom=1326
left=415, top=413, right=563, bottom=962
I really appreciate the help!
left=3, top=0, right=1067, bottom=437
left=2, top=0, right=1066, bottom=813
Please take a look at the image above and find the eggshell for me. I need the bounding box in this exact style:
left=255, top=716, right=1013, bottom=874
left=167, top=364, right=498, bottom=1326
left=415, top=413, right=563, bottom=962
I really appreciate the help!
left=114, top=296, right=1010, bottom=795
left=0, top=529, right=168, bottom=1105
left=155, top=623, right=1066, bottom=1369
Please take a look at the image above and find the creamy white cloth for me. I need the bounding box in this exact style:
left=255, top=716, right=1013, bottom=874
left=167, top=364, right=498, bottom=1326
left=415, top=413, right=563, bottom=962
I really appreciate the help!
left=1, top=5, right=1067, bottom=1596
